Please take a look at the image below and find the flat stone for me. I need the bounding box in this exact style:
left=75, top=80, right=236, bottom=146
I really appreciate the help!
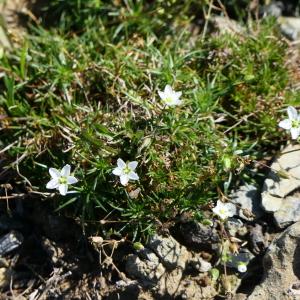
left=260, top=145, right=300, bottom=227
left=274, top=194, right=300, bottom=228
left=262, top=145, right=300, bottom=203
left=279, top=17, right=300, bottom=40
left=126, top=253, right=165, bottom=284
left=261, top=145, right=300, bottom=228
left=148, top=234, right=189, bottom=270
left=248, top=221, right=300, bottom=300
left=261, top=192, right=283, bottom=213
left=231, top=184, right=264, bottom=220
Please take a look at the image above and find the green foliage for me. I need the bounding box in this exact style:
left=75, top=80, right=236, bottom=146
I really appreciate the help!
left=0, top=1, right=294, bottom=239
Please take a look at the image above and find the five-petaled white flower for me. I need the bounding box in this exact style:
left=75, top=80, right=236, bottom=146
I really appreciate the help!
left=212, top=200, right=236, bottom=221
left=158, top=84, right=182, bottom=107
left=237, top=262, right=247, bottom=273
left=112, top=158, right=139, bottom=186
left=46, top=164, right=78, bottom=196
left=279, top=106, right=300, bottom=140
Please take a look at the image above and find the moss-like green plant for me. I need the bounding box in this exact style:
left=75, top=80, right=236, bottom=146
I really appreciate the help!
left=0, top=1, right=297, bottom=239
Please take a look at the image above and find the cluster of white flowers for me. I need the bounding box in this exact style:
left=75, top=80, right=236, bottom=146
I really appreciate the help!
left=46, top=84, right=181, bottom=195
left=47, top=158, right=140, bottom=195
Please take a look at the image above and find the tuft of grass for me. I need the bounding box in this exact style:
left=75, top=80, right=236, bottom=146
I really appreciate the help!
left=0, top=1, right=297, bottom=240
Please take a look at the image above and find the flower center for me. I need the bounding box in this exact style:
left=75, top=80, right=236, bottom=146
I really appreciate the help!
left=124, top=166, right=131, bottom=174
left=59, top=176, right=67, bottom=184
left=219, top=208, right=227, bottom=216
left=292, top=119, right=300, bottom=128
left=164, top=97, right=173, bottom=104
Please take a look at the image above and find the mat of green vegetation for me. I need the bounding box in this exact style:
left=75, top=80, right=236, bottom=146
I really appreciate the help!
left=0, top=1, right=297, bottom=240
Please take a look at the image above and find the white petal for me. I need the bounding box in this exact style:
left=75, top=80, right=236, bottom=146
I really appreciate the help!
left=287, top=106, right=298, bottom=120
left=117, top=158, right=126, bottom=169
left=46, top=178, right=59, bottom=189
left=67, top=176, right=78, bottom=184
left=219, top=214, right=227, bottom=220
left=291, top=127, right=300, bottom=139
left=113, top=167, right=123, bottom=176
left=158, top=90, right=165, bottom=100
left=120, top=174, right=129, bottom=186
left=128, top=161, right=138, bottom=170
left=164, top=85, right=173, bottom=94
left=212, top=206, right=220, bottom=215
left=58, top=184, right=68, bottom=196
left=61, top=164, right=71, bottom=177
left=175, top=91, right=182, bottom=99
left=278, top=119, right=292, bottom=130
left=128, top=171, right=139, bottom=180
left=173, top=99, right=182, bottom=106
left=49, top=168, right=60, bottom=179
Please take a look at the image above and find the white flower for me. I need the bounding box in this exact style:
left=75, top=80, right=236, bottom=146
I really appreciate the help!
left=279, top=106, right=300, bottom=140
left=46, top=164, right=78, bottom=196
left=237, top=262, right=247, bottom=273
left=112, top=158, right=139, bottom=186
left=212, top=200, right=236, bottom=220
left=158, top=84, right=182, bottom=107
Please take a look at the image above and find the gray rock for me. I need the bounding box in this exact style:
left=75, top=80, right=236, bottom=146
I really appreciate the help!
left=231, top=184, right=264, bottom=221
left=249, top=223, right=268, bottom=255
left=279, top=17, right=300, bottom=40
left=0, top=231, right=23, bottom=256
left=148, top=234, right=189, bottom=270
left=248, top=221, right=300, bottom=300
left=179, top=221, right=219, bottom=252
left=262, top=1, right=283, bottom=17
left=274, top=193, right=300, bottom=228
left=262, top=193, right=283, bottom=213
left=125, top=252, right=165, bottom=283
left=226, top=218, right=247, bottom=237
left=262, top=145, right=300, bottom=201
left=189, top=255, right=212, bottom=273
left=137, top=247, right=160, bottom=264
left=262, top=145, right=300, bottom=228
left=125, top=234, right=217, bottom=299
